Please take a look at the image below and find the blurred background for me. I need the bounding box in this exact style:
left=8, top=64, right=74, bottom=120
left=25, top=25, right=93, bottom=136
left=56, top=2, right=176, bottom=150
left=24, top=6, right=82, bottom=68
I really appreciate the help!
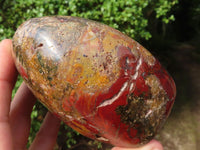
left=0, top=0, right=200, bottom=149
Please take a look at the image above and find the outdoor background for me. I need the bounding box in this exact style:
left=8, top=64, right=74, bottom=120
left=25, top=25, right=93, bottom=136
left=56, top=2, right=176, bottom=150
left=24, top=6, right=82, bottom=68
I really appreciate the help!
left=0, top=0, right=200, bottom=150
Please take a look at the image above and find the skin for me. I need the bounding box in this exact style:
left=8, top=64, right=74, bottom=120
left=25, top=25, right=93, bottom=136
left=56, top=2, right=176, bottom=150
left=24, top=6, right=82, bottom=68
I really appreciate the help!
left=0, top=39, right=163, bottom=150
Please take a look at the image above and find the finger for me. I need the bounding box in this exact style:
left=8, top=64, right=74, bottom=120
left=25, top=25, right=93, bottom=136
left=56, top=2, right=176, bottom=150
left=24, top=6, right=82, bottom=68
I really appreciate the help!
left=10, top=82, right=36, bottom=149
left=0, top=39, right=17, bottom=150
left=29, top=112, right=61, bottom=150
left=112, top=140, right=163, bottom=150
left=0, top=39, right=17, bottom=119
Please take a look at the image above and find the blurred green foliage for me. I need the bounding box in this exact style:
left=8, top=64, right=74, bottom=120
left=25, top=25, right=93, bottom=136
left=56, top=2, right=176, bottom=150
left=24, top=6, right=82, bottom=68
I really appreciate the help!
left=0, top=0, right=178, bottom=41
left=1, top=0, right=179, bottom=149
left=191, top=0, right=200, bottom=34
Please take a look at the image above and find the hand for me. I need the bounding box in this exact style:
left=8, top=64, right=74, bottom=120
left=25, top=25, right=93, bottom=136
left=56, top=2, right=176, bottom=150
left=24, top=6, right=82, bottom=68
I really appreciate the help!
left=0, top=39, right=163, bottom=150
left=0, top=39, right=61, bottom=150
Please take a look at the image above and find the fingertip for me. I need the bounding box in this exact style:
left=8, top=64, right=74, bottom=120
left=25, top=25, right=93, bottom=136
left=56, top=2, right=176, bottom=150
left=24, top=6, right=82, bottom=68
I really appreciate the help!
left=0, top=39, right=13, bottom=61
left=111, top=147, right=121, bottom=150
left=0, top=39, right=13, bottom=51
left=0, top=39, right=17, bottom=87
left=0, top=39, right=12, bottom=43
left=47, top=112, right=61, bottom=124
left=147, top=140, right=163, bottom=150
left=38, top=111, right=61, bottom=136
left=50, top=111, right=60, bottom=120
left=112, top=140, right=163, bottom=150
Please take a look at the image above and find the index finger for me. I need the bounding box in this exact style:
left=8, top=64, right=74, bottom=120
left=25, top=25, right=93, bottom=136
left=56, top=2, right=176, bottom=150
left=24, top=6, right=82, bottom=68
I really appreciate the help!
left=0, top=39, right=18, bottom=123
left=0, top=39, right=18, bottom=150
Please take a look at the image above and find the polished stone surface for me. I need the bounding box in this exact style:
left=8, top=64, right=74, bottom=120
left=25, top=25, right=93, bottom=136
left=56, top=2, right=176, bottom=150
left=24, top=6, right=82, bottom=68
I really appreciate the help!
left=12, top=16, right=176, bottom=148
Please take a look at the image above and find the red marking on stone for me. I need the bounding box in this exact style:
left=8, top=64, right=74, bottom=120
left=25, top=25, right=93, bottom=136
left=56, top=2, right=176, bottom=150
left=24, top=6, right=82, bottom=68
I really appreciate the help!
left=75, top=90, right=96, bottom=116
left=19, top=65, right=28, bottom=79
left=152, top=60, right=176, bottom=100
left=165, top=100, right=175, bottom=116
left=118, top=47, right=137, bottom=77
left=62, top=91, right=77, bottom=112
left=52, top=112, right=61, bottom=119
left=60, top=19, right=64, bottom=23
left=91, top=27, right=100, bottom=33
left=134, top=75, right=150, bottom=97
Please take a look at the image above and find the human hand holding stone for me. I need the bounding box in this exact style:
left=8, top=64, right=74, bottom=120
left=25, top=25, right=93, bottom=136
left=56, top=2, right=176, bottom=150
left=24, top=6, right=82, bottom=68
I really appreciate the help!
left=0, top=39, right=163, bottom=150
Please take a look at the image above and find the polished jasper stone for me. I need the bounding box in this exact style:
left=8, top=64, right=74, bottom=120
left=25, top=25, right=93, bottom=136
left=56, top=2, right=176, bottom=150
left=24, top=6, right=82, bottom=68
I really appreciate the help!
left=12, top=16, right=176, bottom=148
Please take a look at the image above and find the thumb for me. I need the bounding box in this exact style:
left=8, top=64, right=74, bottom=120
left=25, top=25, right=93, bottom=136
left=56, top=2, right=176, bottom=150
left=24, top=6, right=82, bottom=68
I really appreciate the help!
left=112, top=140, right=163, bottom=150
